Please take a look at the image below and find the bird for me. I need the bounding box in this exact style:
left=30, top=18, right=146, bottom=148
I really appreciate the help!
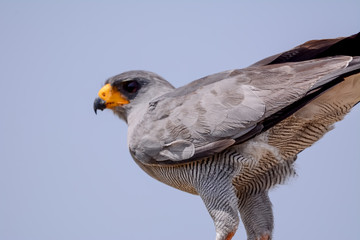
left=93, top=33, right=360, bottom=240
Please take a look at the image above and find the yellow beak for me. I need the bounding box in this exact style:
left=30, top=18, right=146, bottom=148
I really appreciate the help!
left=97, top=83, right=130, bottom=108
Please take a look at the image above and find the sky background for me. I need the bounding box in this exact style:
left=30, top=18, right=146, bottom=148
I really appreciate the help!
left=0, top=1, right=359, bottom=240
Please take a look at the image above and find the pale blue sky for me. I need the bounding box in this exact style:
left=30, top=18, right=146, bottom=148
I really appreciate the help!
left=0, top=1, right=359, bottom=240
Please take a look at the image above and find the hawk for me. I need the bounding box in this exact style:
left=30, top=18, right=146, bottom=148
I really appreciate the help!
left=94, top=33, right=360, bottom=240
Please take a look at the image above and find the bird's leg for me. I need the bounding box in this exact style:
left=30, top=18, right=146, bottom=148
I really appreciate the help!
left=237, top=191, right=273, bottom=240
left=195, top=171, right=240, bottom=240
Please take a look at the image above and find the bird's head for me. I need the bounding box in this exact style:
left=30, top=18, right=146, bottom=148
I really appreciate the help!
left=93, top=70, right=174, bottom=122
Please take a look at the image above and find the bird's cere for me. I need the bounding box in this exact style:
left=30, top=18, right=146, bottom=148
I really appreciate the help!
left=98, top=83, right=130, bottom=108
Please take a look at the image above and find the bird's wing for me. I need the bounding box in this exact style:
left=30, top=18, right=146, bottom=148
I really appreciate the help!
left=251, top=32, right=360, bottom=66
left=133, top=56, right=358, bottom=165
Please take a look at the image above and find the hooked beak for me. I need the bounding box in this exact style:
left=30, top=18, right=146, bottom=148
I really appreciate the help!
left=93, top=98, right=106, bottom=114
left=93, top=83, right=130, bottom=114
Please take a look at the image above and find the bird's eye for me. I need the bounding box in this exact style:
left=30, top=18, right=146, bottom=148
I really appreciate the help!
left=122, top=80, right=140, bottom=93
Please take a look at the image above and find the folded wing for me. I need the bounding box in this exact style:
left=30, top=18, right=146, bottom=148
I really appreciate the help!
left=131, top=55, right=359, bottom=165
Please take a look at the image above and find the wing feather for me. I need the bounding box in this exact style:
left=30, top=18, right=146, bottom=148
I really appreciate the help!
left=131, top=56, right=357, bottom=165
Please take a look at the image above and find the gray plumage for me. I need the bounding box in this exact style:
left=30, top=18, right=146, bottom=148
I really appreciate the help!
left=94, top=33, right=360, bottom=240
